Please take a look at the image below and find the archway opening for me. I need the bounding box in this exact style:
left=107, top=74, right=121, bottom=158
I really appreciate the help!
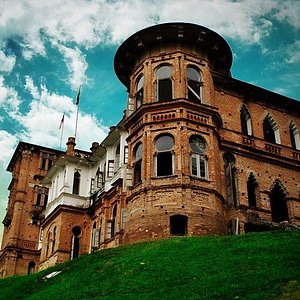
left=170, top=215, right=188, bottom=235
left=270, top=182, right=289, bottom=223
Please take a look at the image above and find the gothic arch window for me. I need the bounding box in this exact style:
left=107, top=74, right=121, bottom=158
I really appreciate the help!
left=170, top=215, right=188, bottom=235
left=71, top=226, right=81, bottom=259
left=72, top=170, right=81, bottom=195
left=240, top=105, right=252, bottom=136
left=270, top=181, right=289, bottom=223
left=289, top=121, right=300, bottom=150
left=223, top=152, right=238, bottom=208
left=155, top=134, right=174, bottom=177
left=247, top=173, right=258, bottom=207
left=189, top=135, right=207, bottom=179
left=28, top=261, right=36, bottom=275
left=156, top=65, right=173, bottom=102
left=111, top=204, right=118, bottom=238
left=263, top=114, right=280, bottom=144
left=133, top=143, right=143, bottom=185
left=114, top=143, right=120, bottom=172
left=91, top=222, right=100, bottom=252
left=136, top=75, right=144, bottom=108
left=187, top=66, right=202, bottom=102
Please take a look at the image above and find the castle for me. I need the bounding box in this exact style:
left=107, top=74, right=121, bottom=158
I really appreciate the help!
left=1, top=23, right=299, bottom=277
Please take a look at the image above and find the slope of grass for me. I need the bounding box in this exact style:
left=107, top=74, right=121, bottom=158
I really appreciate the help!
left=0, top=231, right=299, bottom=300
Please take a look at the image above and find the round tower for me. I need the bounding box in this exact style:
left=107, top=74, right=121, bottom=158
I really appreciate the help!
left=114, top=23, right=233, bottom=243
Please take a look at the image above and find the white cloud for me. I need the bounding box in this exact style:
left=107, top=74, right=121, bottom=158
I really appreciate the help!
left=0, top=0, right=298, bottom=57
left=0, top=50, right=16, bottom=72
left=51, top=41, right=88, bottom=90
left=0, top=130, right=18, bottom=165
left=13, top=77, right=108, bottom=150
left=285, top=41, right=300, bottom=64
left=0, top=75, right=21, bottom=115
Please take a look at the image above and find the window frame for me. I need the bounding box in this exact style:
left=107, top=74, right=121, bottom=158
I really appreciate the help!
left=154, top=134, right=175, bottom=177
left=156, top=65, right=173, bottom=102
left=187, top=66, right=203, bottom=103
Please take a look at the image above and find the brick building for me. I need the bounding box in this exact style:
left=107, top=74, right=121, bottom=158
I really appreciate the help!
left=1, top=23, right=299, bottom=277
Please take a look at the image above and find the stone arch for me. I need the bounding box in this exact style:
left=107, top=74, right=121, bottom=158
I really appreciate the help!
left=71, top=226, right=81, bottom=259
left=289, top=121, right=300, bottom=150
left=247, top=172, right=258, bottom=207
left=263, top=113, right=280, bottom=144
left=27, top=261, right=36, bottom=275
left=240, top=105, right=252, bottom=135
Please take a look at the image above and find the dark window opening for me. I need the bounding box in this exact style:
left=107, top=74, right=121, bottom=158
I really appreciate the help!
left=157, top=152, right=173, bottom=176
left=263, top=118, right=276, bottom=143
left=170, top=215, right=188, bottom=235
left=71, top=227, right=81, bottom=259
left=52, top=227, right=56, bottom=253
left=155, top=135, right=174, bottom=177
left=247, top=173, right=258, bottom=207
left=44, top=194, right=48, bottom=207
left=36, top=193, right=42, bottom=206
left=223, top=153, right=238, bottom=208
left=28, top=261, right=36, bottom=275
left=240, top=112, right=248, bottom=135
left=136, top=75, right=144, bottom=108
left=72, top=171, right=81, bottom=195
left=41, top=157, right=47, bottom=170
left=158, top=79, right=172, bottom=102
left=187, top=66, right=201, bottom=102
left=290, top=126, right=296, bottom=149
left=111, top=205, right=117, bottom=238
left=270, top=182, right=289, bottom=223
left=134, top=161, right=142, bottom=185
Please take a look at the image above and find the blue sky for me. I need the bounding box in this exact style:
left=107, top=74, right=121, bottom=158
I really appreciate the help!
left=0, top=0, right=299, bottom=241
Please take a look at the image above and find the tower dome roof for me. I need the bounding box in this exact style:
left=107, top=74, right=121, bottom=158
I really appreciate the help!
left=114, top=22, right=233, bottom=88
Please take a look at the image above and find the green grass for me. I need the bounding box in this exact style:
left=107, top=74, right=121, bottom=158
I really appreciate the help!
left=0, top=231, right=299, bottom=299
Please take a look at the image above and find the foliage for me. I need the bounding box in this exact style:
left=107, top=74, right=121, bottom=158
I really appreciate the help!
left=0, top=231, right=299, bottom=299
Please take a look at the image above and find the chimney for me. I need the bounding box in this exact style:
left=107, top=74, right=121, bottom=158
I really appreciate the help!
left=66, top=137, right=76, bottom=156
left=90, top=142, right=99, bottom=153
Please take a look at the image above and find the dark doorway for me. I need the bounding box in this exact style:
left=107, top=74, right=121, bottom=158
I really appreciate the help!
left=270, top=182, right=289, bottom=223
left=170, top=215, right=188, bottom=235
left=27, top=261, right=36, bottom=275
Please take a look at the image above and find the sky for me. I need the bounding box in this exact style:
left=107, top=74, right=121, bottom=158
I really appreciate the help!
left=0, top=0, right=299, bottom=243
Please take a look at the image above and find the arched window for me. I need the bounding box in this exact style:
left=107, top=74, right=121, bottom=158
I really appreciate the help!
left=51, top=226, right=56, bottom=253
left=71, top=226, right=81, bottom=259
left=170, top=215, right=188, bottom=235
left=156, top=65, right=173, bottom=102
left=187, top=66, right=202, bottom=102
left=155, top=134, right=174, bottom=176
left=263, top=114, right=280, bottom=144
left=270, top=181, right=289, bottom=223
left=91, top=222, right=99, bottom=252
left=240, top=105, right=252, bottom=135
left=223, top=153, right=238, bottom=208
left=28, top=261, right=36, bottom=275
left=189, top=135, right=207, bottom=179
left=72, top=170, right=81, bottom=195
left=136, top=75, right=144, bottom=108
left=111, top=204, right=117, bottom=238
left=133, top=143, right=143, bottom=185
left=247, top=173, right=258, bottom=207
left=114, top=143, right=120, bottom=172
left=289, top=121, right=300, bottom=150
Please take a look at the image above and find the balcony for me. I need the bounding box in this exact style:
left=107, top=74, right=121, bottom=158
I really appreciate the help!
left=293, top=152, right=300, bottom=160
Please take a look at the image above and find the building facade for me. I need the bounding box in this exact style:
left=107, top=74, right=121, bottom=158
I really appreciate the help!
left=1, top=23, right=300, bottom=277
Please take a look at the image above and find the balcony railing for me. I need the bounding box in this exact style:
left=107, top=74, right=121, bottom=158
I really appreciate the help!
left=242, top=136, right=254, bottom=146
left=265, top=143, right=281, bottom=155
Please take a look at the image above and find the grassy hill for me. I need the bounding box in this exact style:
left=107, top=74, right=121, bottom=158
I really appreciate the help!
left=1, top=231, right=299, bottom=299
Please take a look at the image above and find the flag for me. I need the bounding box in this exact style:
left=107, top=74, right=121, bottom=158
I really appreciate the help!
left=59, top=113, right=65, bottom=129
left=75, top=86, right=81, bottom=105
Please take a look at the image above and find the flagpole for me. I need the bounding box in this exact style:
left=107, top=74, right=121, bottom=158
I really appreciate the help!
left=59, top=113, right=65, bottom=150
left=60, top=118, right=64, bottom=150
left=74, top=86, right=81, bottom=140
